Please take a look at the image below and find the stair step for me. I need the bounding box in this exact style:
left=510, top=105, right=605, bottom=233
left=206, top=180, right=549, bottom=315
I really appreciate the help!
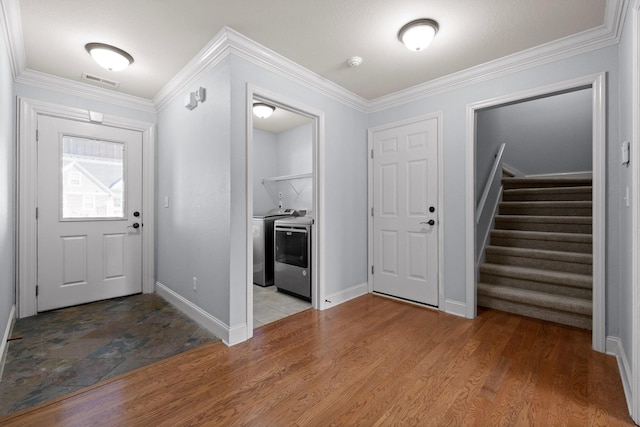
left=477, top=284, right=592, bottom=329
left=479, top=263, right=592, bottom=299
left=482, top=176, right=593, bottom=329
left=499, top=201, right=592, bottom=216
left=484, top=246, right=592, bottom=275
left=480, top=263, right=591, bottom=289
left=477, top=283, right=591, bottom=317
left=503, top=186, right=592, bottom=202
left=494, top=215, right=592, bottom=234
left=502, top=177, right=592, bottom=189
left=490, top=229, right=592, bottom=253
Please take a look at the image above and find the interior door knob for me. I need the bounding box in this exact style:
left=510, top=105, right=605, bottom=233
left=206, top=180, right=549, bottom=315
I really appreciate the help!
left=128, top=222, right=140, bottom=229
left=420, top=219, right=436, bottom=226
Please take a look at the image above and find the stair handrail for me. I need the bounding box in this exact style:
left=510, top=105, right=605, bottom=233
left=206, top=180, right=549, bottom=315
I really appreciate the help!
left=476, top=143, right=506, bottom=224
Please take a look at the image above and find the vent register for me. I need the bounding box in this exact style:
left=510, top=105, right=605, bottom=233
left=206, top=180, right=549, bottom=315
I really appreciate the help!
left=81, top=73, right=120, bottom=88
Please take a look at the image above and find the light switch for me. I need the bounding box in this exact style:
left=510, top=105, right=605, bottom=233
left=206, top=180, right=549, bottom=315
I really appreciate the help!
left=621, top=141, right=630, bottom=165
left=164, top=196, right=169, bottom=208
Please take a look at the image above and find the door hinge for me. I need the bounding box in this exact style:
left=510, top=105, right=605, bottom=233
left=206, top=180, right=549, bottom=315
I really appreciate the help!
left=36, top=285, right=38, bottom=296
left=370, top=149, right=374, bottom=159
left=36, top=129, right=39, bottom=142
left=35, top=207, right=39, bottom=219
left=370, top=207, right=374, bottom=217
left=371, top=265, right=374, bottom=275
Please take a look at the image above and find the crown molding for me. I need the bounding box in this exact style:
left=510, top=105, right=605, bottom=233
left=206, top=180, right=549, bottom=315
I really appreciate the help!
left=368, top=0, right=627, bottom=112
left=0, top=0, right=25, bottom=78
left=1, top=0, right=155, bottom=113
left=15, top=68, right=156, bottom=113
left=153, top=27, right=369, bottom=113
left=1, top=0, right=629, bottom=116
left=152, top=27, right=231, bottom=111
left=224, top=28, right=369, bottom=112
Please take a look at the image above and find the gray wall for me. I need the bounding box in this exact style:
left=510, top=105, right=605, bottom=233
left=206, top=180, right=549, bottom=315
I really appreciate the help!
left=156, top=53, right=369, bottom=328
left=253, top=123, right=313, bottom=214
left=0, top=16, right=16, bottom=340
left=368, top=42, right=621, bottom=340
left=617, top=1, right=634, bottom=386
left=156, top=60, right=233, bottom=325
left=476, top=88, right=593, bottom=201
left=252, top=129, right=278, bottom=214
left=275, top=122, right=313, bottom=211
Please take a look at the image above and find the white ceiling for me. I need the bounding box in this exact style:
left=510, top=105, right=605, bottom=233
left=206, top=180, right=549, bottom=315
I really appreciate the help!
left=15, top=0, right=607, bottom=102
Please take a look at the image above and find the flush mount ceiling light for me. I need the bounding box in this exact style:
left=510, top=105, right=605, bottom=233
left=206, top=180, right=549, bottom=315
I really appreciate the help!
left=85, top=43, right=134, bottom=71
left=398, top=19, right=439, bottom=51
left=253, top=102, right=275, bottom=119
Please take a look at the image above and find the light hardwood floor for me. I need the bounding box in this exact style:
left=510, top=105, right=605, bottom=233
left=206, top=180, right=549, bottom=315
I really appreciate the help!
left=0, top=294, right=633, bottom=426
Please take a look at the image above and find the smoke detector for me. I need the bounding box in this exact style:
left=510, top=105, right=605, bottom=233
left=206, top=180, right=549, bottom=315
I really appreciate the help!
left=347, top=56, right=363, bottom=68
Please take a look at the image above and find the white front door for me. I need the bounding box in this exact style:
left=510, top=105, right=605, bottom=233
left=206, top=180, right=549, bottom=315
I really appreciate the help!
left=372, top=117, right=439, bottom=306
left=37, top=115, right=143, bottom=311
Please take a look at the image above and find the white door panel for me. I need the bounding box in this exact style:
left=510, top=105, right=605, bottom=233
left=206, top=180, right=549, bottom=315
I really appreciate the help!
left=37, top=115, right=143, bottom=311
left=373, top=117, right=439, bottom=306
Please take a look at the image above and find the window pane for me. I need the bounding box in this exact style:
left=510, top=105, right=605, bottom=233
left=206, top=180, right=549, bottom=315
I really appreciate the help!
left=62, top=136, right=125, bottom=219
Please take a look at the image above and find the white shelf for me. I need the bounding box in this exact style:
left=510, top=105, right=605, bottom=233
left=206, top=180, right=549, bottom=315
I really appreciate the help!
left=261, top=173, right=312, bottom=195
left=261, top=173, right=312, bottom=183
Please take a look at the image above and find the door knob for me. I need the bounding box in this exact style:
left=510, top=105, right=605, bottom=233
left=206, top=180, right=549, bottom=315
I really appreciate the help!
left=420, top=219, right=436, bottom=226
left=128, top=222, right=140, bottom=229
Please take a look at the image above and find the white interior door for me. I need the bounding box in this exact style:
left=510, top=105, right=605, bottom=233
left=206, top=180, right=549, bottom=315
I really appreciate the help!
left=372, top=117, right=439, bottom=306
left=37, top=115, right=143, bottom=312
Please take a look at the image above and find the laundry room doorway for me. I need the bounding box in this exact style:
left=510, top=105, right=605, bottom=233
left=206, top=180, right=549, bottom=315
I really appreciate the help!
left=245, top=86, right=325, bottom=338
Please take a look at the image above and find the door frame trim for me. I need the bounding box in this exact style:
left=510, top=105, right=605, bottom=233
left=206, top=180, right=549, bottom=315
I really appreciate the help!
left=16, top=97, right=156, bottom=318
left=245, top=85, right=325, bottom=339
left=464, top=72, right=606, bottom=351
left=367, top=112, right=445, bottom=309
left=631, top=0, right=640, bottom=421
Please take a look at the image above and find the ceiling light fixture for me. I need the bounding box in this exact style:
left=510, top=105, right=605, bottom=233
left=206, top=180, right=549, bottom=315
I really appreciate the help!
left=398, top=19, right=439, bottom=52
left=85, top=42, right=134, bottom=71
left=253, top=103, right=275, bottom=119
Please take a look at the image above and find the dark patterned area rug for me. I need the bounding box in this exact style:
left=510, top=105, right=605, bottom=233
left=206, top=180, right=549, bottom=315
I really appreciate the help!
left=0, top=293, right=219, bottom=415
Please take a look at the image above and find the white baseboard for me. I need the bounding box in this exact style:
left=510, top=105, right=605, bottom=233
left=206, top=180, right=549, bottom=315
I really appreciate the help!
left=0, top=305, right=16, bottom=382
left=606, top=336, right=633, bottom=413
left=320, top=282, right=368, bottom=310
left=155, top=281, right=247, bottom=347
left=444, top=299, right=467, bottom=318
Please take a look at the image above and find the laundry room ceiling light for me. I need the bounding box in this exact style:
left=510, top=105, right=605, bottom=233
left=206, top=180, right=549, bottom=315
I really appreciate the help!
left=398, top=19, right=439, bottom=51
left=253, top=103, right=275, bottom=119
left=85, top=43, right=134, bottom=71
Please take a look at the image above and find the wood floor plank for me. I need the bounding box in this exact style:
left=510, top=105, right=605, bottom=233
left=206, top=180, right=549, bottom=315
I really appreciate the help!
left=0, top=295, right=633, bottom=427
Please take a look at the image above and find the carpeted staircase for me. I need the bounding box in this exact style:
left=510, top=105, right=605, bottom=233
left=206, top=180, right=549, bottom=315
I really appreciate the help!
left=477, top=175, right=593, bottom=329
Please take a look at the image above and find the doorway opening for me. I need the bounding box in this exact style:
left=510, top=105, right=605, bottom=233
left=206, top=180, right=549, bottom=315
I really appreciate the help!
left=465, top=73, right=606, bottom=351
left=245, top=86, right=324, bottom=338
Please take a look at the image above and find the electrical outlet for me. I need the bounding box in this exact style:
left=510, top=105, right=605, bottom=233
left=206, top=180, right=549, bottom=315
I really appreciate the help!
left=279, top=192, right=283, bottom=199
left=192, top=277, right=197, bottom=292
